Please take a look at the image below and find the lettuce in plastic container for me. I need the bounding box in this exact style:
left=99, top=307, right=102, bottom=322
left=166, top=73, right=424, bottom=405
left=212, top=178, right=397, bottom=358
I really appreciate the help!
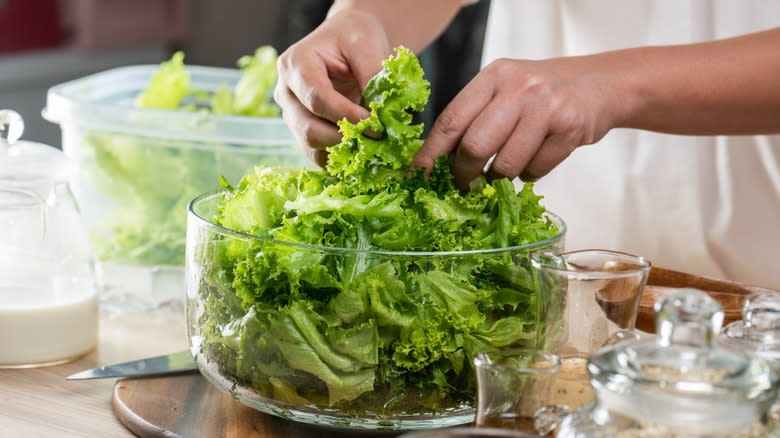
left=192, top=47, right=566, bottom=419
left=84, top=47, right=285, bottom=266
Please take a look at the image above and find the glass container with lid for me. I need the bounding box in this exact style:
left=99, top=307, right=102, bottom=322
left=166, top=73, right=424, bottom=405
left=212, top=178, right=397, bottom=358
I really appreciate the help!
left=721, top=290, right=780, bottom=424
left=557, top=288, right=779, bottom=438
left=721, top=291, right=780, bottom=369
left=0, top=110, right=98, bottom=367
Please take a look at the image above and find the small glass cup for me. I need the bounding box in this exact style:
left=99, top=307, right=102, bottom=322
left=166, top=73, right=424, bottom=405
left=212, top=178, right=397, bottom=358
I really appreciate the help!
left=474, top=349, right=584, bottom=436
left=532, top=249, right=651, bottom=355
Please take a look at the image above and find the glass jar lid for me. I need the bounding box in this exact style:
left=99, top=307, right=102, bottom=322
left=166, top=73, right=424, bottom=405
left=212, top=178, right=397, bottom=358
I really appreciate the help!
left=588, top=288, right=779, bottom=435
left=0, top=110, right=71, bottom=185
left=722, top=291, right=780, bottom=368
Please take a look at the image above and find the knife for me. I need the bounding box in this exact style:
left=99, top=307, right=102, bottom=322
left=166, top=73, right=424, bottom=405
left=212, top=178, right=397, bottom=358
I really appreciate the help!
left=65, top=350, right=199, bottom=380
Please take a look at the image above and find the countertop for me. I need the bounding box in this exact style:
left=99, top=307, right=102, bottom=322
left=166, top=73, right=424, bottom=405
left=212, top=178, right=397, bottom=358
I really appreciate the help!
left=0, top=310, right=188, bottom=437
left=0, top=283, right=660, bottom=437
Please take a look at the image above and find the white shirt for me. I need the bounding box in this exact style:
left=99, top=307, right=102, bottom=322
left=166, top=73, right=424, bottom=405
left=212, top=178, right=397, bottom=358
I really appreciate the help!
left=483, top=0, right=780, bottom=289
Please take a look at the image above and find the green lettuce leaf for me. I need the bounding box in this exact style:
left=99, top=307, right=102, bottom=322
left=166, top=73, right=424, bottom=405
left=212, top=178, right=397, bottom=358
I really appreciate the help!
left=197, top=46, right=564, bottom=417
left=135, top=51, right=190, bottom=109
left=326, top=46, right=430, bottom=192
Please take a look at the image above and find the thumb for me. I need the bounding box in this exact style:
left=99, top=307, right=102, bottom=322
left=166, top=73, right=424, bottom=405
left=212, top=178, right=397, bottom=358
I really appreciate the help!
left=344, top=39, right=392, bottom=92
left=340, top=38, right=391, bottom=139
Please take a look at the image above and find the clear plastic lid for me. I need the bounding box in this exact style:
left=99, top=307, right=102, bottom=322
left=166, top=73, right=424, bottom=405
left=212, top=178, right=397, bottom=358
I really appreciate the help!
left=43, top=65, right=293, bottom=146
left=722, top=291, right=780, bottom=368
left=0, top=110, right=71, bottom=185
left=588, top=288, right=779, bottom=435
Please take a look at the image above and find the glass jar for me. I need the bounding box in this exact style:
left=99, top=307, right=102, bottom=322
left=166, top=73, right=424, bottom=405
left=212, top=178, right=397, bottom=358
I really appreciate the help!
left=185, top=191, right=567, bottom=430
left=0, top=110, right=97, bottom=367
left=557, top=288, right=779, bottom=438
left=721, top=291, right=780, bottom=424
left=721, top=291, right=780, bottom=368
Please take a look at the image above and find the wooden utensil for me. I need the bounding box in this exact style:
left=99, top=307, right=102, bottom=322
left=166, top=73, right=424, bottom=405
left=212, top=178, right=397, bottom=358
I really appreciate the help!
left=112, top=374, right=402, bottom=438
left=636, top=266, right=778, bottom=333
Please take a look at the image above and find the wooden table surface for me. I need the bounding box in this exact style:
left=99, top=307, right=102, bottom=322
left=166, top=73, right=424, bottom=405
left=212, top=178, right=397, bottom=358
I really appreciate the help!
left=1, top=267, right=745, bottom=437
left=0, top=310, right=189, bottom=437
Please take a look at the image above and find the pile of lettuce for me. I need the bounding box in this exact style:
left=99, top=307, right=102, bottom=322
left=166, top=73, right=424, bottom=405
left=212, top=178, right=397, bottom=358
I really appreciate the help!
left=84, top=46, right=289, bottom=266
left=136, top=47, right=280, bottom=117
left=195, top=47, right=564, bottom=417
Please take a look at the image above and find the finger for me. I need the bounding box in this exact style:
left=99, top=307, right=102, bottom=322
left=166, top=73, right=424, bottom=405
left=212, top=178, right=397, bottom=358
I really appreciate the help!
left=302, top=145, right=329, bottom=168
left=485, top=115, right=549, bottom=182
left=285, top=55, right=370, bottom=124
left=450, top=96, right=525, bottom=189
left=518, top=132, right=578, bottom=181
left=329, top=12, right=390, bottom=90
left=331, top=45, right=386, bottom=140
left=413, top=79, right=495, bottom=172
left=276, top=87, right=342, bottom=149
left=324, top=52, right=383, bottom=139
left=343, top=45, right=389, bottom=92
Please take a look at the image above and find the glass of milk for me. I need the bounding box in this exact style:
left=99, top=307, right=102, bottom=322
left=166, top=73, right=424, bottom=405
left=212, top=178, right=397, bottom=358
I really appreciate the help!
left=0, top=110, right=98, bottom=367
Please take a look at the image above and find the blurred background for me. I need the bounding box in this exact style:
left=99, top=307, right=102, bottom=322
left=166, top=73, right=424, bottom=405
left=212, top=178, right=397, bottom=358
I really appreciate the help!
left=0, top=0, right=490, bottom=147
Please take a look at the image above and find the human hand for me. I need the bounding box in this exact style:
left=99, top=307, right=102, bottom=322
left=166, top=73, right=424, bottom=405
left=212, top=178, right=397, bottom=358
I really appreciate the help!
left=413, top=56, right=627, bottom=188
left=274, top=9, right=392, bottom=167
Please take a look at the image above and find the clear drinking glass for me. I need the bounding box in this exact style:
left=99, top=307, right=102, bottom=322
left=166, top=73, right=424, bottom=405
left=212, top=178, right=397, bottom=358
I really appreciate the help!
left=474, top=349, right=576, bottom=436
left=531, top=250, right=651, bottom=355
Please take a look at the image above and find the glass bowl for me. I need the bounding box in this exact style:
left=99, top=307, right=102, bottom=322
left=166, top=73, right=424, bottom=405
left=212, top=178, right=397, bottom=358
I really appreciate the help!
left=185, top=192, right=567, bottom=430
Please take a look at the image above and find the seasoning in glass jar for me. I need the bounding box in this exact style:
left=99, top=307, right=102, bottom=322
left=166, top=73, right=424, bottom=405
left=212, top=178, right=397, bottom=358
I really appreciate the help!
left=557, top=288, right=780, bottom=438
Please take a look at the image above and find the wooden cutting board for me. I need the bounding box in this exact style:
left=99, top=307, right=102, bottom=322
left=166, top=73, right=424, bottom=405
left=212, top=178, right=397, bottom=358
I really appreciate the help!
left=112, top=373, right=406, bottom=438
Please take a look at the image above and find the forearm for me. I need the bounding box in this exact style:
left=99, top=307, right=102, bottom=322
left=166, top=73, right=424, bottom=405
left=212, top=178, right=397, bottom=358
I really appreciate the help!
left=610, top=27, right=780, bottom=135
left=328, top=0, right=463, bottom=53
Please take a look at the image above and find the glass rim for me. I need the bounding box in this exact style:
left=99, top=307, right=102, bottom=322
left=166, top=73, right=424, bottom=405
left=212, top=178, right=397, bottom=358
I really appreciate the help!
left=531, top=249, right=652, bottom=280
left=473, top=348, right=562, bottom=375
left=187, top=191, right=567, bottom=257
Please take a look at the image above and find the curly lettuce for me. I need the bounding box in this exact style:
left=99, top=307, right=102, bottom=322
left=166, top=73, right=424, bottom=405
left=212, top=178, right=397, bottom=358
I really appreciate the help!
left=134, top=51, right=190, bottom=109
left=196, top=47, right=564, bottom=415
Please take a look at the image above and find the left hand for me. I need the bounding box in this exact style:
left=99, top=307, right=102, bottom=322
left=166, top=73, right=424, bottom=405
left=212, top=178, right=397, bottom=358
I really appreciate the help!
left=413, top=56, right=627, bottom=188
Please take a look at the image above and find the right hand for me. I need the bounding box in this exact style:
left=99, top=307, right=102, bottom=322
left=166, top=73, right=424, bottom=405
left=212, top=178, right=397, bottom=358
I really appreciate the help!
left=274, top=9, right=392, bottom=167
left=413, top=56, right=620, bottom=189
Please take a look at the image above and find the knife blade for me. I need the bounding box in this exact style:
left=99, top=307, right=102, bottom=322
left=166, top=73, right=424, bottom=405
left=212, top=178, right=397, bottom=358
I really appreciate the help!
left=65, top=350, right=198, bottom=380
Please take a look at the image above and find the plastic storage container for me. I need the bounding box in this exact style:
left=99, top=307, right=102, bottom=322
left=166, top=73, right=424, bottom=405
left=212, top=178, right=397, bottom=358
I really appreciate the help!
left=185, top=192, right=567, bottom=430
left=0, top=110, right=98, bottom=367
left=43, top=65, right=311, bottom=311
